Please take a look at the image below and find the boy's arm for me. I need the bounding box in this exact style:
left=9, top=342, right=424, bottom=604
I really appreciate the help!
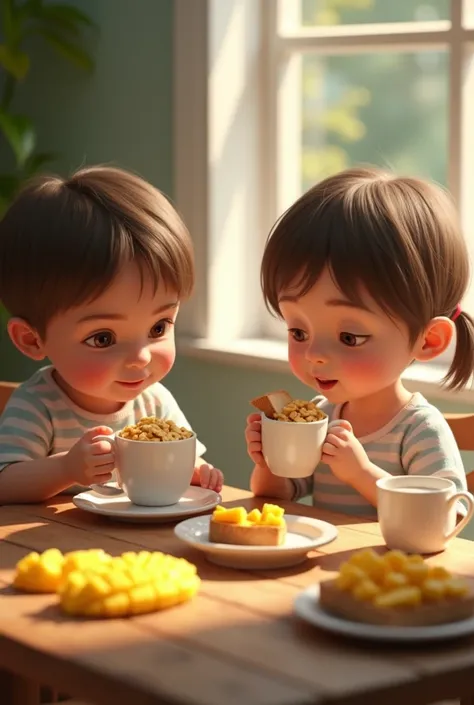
left=0, top=454, right=72, bottom=504
left=0, top=386, right=70, bottom=503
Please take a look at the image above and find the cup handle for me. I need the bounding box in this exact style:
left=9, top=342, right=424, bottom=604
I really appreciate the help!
left=445, top=490, right=474, bottom=541
left=89, top=433, right=122, bottom=494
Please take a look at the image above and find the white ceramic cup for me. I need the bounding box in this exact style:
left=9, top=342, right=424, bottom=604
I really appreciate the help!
left=93, top=432, right=196, bottom=507
left=261, top=410, right=338, bottom=479
left=376, top=475, right=474, bottom=554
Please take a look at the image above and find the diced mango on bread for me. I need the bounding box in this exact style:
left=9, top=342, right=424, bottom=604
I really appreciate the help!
left=334, top=549, right=469, bottom=607
left=211, top=503, right=285, bottom=527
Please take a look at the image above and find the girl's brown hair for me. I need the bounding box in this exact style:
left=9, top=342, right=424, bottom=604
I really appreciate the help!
left=261, top=167, right=474, bottom=390
left=0, top=165, right=194, bottom=337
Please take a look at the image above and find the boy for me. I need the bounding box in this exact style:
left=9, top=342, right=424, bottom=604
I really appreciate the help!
left=0, top=166, right=223, bottom=503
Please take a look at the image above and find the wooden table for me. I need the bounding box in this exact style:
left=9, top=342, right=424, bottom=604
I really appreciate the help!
left=1, top=486, right=474, bottom=705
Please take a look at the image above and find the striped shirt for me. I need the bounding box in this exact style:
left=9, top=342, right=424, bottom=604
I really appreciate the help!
left=291, top=393, right=466, bottom=518
left=0, top=367, right=206, bottom=483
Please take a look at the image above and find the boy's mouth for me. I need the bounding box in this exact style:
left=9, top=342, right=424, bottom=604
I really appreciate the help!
left=315, top=378, right=338, bottom=392
left=117, top=379, right=147, bottom=389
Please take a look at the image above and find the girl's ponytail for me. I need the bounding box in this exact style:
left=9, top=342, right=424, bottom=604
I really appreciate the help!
left=445, top=310, right=474, bottom=390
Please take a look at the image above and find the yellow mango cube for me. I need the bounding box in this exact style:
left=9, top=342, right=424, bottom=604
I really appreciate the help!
left=247, top=509, right=262, bottom=524
left=421, top=579, right=447, bottom=601
left=383, top=571, right=409, bottom=590
left=352, top=578, right=380, bottom=601
left=375, top=586, right=422, bottom=608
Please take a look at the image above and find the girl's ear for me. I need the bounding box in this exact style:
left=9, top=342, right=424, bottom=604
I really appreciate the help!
left=7, top=318, right=47, bottom=361
left=413, top=316, right=454, bottom=362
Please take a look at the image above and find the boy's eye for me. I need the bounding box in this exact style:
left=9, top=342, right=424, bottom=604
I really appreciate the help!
left=84, top=331, right=115, bottom=348
left=340, top=332, right=370, bottom=347
left=149, top=318, right=173, bottom=339
left=288, top=328, right=308, bottom=342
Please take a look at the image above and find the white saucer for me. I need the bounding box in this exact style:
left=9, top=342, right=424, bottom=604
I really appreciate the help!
left=72, top=486, right=221, bottom=523
left=174, top=515, right=338, bottom=569
left=294, top=584, right=474, bottom=643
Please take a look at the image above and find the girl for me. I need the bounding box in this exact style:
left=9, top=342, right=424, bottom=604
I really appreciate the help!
left=246, top=167, right=474, bottom=517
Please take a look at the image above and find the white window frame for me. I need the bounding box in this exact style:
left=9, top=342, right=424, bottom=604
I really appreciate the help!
left=174, top=0, right=474, bottom=403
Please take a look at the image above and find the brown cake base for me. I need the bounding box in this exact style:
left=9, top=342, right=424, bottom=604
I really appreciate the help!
left=319, top=578, right=474, bottom=626
left=209, top=519, right=286, bottom=546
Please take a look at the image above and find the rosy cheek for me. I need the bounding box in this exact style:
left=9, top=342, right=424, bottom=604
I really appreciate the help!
left=68, top=354, right=113, bottom=387
left=341, top=350, right=386, bottom=378
left=288, top=344, right=307, bottom=382
left=155, top=345, right=176, bottom=376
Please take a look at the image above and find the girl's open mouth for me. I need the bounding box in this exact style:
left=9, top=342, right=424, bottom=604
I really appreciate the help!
left=315, top=378, right=338, bottom=392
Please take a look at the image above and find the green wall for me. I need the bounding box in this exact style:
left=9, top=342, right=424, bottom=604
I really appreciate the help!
left=2, top=0, right=474, bottom=538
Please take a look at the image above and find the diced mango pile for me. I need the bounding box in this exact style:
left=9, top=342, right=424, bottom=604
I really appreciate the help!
left=212, top=503, right=285, bottom=527
left=335, top=548, right=469, bottom=608
left=13, top=548, right=200, bottom=617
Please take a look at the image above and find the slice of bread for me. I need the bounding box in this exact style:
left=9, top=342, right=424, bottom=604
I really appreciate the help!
left=250, top=390, right=293, bottom=418
left=319, top=577, right=474, bottom=626
left=209, top=519, right=286, bottom=546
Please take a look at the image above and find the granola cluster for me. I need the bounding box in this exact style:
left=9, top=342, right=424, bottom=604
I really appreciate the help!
left=118, top=416, right=194, bottom=442
left=274, top=399, right=326, bottom=423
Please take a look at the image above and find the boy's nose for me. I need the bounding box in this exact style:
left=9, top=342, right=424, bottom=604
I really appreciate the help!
left=126, top=346, right=152, bottom=368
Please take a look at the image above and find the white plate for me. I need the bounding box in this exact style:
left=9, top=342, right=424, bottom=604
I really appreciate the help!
left=294, top=584, right=474, bottom=643
left=174, top=515, right=338, bottom=569
left=72, top=486, right=221, bottom=523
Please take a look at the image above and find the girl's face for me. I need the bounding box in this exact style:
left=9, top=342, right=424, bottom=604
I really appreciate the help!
left=279, top=267, right=420, bottom=404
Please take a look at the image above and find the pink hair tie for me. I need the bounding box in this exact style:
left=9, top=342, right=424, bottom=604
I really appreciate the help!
left=452, top=303, right=462, bottom=322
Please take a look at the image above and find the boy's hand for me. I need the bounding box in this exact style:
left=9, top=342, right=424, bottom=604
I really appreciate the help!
left=192, top=464, right=224, bottom=493
left=64, top=426, right=116, bottom=486
left=322, top=420, right=370, bottom=482
left=245, top=412, right=270, bottom=470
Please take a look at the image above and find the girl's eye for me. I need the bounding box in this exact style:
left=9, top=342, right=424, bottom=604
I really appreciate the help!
left=84, top=331, right=115, bottom=348
left=149, top=318, right=173, bottom=339
left=340, top=332, right=370, bottom=347
left=288, top=328, right=308, bottom=343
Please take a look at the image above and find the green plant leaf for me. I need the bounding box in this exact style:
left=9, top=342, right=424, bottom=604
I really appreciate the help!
left=24, top=150, right=56, bottom=175
left=38, top=28, right=94, bottom=72
left=0, top=44, right=30, bottom=80
left=1, top=0, right=15, bottom=44
left=27, top=1, right=96, bottom=33
left=0, top=110, right=36, bottom=167
left=0, top=173, right=22, bottom=202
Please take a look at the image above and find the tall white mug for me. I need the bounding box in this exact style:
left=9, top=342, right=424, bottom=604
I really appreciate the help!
left=376, top=475, right=474, bottom=554
left=261, top=408, right=339, bottom=479
left=93, top=432, right=196, bottom=507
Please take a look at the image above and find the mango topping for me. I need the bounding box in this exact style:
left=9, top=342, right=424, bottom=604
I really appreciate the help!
left=335, top=549, right=469, bottom=608
left=212, top=503, right=285, bottom=527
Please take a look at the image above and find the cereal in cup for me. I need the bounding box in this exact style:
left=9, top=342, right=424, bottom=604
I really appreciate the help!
left=119, top=416, right=194, bottom=442
left=274, top=399, right=326, bottom=423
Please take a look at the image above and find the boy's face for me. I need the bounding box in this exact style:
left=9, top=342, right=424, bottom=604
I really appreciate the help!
left=41, top=263, right=178, bottom=413
left=278, top=267, right=418, bottom=405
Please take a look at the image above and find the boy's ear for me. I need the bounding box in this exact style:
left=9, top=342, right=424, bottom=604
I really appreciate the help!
left=7, top=318, right=47, bottom=361
left=413, top=317, right=454, bottom=362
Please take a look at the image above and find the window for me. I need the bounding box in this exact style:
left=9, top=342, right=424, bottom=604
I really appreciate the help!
left=174, top=0, right=474, bottom=400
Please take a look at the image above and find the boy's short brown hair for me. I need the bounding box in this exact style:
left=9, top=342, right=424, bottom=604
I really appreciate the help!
left=261, top=167, right=474, bottom=390
left=0, top=165, right=194, bottom=337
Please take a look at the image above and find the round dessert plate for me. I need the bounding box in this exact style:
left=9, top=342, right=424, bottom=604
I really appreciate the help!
left=294, top=584, right=474, bottom=643
left=72, top=486, right=221, bottom=523
left=174, top=514, right=338, bottom=569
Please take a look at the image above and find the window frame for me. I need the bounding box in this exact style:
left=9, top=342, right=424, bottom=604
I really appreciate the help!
left=173, top=0, right=474, bottom=402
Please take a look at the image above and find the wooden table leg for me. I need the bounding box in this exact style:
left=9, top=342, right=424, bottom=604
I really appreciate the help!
left=0, top=667, right=40, bottom=705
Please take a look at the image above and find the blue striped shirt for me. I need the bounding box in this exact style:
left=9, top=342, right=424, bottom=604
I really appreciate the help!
left=0, top=366, right=206, bottom=477
left=291, top=394, right=467, bottom=518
